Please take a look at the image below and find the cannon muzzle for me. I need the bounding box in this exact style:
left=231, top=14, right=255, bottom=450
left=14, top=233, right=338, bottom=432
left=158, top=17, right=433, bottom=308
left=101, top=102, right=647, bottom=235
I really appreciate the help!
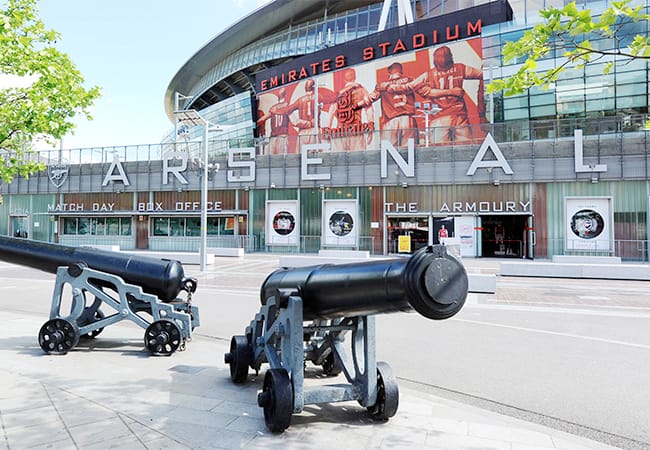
left=261, top=245, right=467, bottom=320
left=0, top=236, right=194, bottom=302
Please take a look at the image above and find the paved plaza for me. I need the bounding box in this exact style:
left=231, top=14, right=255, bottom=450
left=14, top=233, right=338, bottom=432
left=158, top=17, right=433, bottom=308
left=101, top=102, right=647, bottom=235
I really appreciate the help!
left=0, top=255, right=635, bottom=449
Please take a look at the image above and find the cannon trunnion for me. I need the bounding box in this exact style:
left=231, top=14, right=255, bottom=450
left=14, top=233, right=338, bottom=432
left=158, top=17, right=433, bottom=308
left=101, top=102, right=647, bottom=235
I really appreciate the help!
left=0, top=236, right=200, bottom=356
left=225, top=245, right=467, bottom=432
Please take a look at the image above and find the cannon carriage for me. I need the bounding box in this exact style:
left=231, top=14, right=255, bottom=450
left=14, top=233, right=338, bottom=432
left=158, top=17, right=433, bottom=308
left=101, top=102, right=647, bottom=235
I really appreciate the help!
left=0, top=236, right=200, bottom=356
left=224, top=245, right=468, bottom=432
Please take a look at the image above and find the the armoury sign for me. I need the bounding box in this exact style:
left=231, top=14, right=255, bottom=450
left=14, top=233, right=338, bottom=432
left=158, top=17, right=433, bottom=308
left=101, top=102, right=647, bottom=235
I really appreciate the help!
left=45, top=129, right=609, bottom=188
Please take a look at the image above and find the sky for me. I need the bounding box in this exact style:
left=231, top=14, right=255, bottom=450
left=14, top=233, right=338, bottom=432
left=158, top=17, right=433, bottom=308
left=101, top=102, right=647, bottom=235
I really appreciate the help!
left=35, top=0, right=271, bottom=150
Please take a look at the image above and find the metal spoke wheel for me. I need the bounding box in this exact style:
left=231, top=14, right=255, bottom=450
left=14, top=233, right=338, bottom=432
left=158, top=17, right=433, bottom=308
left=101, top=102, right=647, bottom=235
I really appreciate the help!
left=39, top=318, right=80, bottom=355
left=144, top=320, right=181, bottom=356
left=257, top=368, right=293, bottom=433
left=79, top=308, right=105, bottom=339
left=224, top=335, right=252, bottom=383
left=367, top=361, right=399, bottom=421
left=321, top=352, right=343, bottom=376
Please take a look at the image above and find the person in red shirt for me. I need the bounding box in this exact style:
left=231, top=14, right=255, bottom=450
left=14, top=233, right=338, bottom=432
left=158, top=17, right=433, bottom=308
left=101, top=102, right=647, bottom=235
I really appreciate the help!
left=438, top=224, right=449, bottom=241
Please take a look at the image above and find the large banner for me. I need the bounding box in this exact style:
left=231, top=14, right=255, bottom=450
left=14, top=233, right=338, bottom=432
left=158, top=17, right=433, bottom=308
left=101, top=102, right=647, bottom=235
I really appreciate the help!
left=266, top=200, right=299, bottom=246
left=323, top=200, right=358, bottom=247
left=256, top=38, right=486, bottom=154
left=565, top=197, right=612, bottom=252
left=254, top=0, right=513, bottom=155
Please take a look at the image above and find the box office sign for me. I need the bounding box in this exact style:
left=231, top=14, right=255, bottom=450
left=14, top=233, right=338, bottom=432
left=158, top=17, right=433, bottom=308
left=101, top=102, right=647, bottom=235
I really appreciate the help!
left=323, top=200, right=358, bottom=247
left=267, top=200, right=299, bottom=246
left=565, top=197, right=612, bottom=252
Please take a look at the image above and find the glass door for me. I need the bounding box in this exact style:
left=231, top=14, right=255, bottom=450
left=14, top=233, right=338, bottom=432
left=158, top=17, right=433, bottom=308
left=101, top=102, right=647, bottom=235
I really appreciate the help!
left=11, top=216, right=29, bottom=239
left=387, top=216, right=429, bottom=254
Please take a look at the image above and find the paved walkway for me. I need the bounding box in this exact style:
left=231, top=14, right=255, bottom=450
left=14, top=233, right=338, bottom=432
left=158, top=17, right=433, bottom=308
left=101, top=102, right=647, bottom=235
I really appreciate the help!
left=0, top=309, right=620, bottom=449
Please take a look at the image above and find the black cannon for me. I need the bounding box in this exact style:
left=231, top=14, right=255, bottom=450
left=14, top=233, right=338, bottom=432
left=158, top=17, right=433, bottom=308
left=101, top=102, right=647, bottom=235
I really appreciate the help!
left=0, top=236, right=200, bottom=356
left=225, top=245, right=467, bottom=432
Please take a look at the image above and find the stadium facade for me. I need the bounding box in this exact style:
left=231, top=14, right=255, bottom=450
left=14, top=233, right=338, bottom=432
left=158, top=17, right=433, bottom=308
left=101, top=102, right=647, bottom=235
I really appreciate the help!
left=1, top=0, right=649, bottom=260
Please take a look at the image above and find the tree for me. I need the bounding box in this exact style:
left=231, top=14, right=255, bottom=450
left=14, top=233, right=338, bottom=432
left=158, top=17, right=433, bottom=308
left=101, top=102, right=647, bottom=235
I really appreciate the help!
left=487, top=0, right=650, bottom=96
left=0, top=0, right=100, bottom=184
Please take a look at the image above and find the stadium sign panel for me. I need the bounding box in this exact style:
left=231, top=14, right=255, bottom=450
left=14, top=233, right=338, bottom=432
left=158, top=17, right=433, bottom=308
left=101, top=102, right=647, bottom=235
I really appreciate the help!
left=255, top=0, right=513, bottom=92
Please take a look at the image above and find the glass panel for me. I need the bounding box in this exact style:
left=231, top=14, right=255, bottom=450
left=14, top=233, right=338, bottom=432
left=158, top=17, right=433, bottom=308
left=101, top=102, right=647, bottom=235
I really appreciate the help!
left=586, top=97, right=615, bottom=112
left=186, top=218, right=201, bottom=236
left=557, top=100, right=585, bottom=115
left=530, top=104, right=557, bottom=117
left=106, top=217, right=120, bottom=235
left=207, top=217, right=220, bottom=235
left=78, top=218, right=90, bottom=235
left=153, top=217, right=169, bottom=236
left=120, top=217, right=132, bottom=236
left=91, top=218, right=105, bottom=235
left=63, top=218, right=77, bottom=235
left=170, top=217, right=185, bottom=236
left=616, top=83, right=645, bottom=97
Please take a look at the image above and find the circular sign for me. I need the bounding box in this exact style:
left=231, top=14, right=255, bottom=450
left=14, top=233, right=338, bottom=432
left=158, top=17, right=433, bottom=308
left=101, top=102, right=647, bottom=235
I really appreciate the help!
left=570, top=209, right=604, bottom=239
left=328, top=211, right=354, bottom=237
left=272, top=211, right=295, bottom=236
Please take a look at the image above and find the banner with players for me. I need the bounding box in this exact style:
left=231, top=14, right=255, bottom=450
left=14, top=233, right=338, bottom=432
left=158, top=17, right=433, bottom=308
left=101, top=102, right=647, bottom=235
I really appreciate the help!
left=254, top=1, right=514, bottom=155
left=256, top=38, right=486, bottom=154
left=322, top=200, right=358, bottom=247
left=266, top=200, right=299, bottom=246
left=565, top=197, right=612, bottom=252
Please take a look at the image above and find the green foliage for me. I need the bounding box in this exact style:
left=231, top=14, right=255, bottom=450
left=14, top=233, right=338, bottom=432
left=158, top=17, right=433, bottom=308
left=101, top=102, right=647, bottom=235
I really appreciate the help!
left=0, top=0, right=100, bottom=183
left=487, top=0, right=650, bottom=96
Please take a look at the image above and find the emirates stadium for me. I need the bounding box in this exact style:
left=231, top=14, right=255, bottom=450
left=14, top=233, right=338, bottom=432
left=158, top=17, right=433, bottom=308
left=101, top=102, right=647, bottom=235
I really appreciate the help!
left=1, top=0, right=649, bottom=262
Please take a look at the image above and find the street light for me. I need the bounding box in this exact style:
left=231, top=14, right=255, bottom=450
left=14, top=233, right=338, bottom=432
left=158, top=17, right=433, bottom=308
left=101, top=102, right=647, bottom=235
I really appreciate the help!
left=173, top=102, right=217, bottom=273
left=415, top=102, right=440, bottom=147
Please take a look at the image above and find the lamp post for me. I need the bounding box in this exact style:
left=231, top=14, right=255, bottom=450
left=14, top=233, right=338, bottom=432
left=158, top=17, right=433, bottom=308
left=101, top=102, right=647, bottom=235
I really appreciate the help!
left=415, top=102, right=440, bottom=147
left=173, top=108, right=210, bottom=272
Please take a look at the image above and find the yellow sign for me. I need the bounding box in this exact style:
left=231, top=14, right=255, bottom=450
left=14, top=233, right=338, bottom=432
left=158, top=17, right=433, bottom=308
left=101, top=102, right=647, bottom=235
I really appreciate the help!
left=398, top=235, right=411, bottom=253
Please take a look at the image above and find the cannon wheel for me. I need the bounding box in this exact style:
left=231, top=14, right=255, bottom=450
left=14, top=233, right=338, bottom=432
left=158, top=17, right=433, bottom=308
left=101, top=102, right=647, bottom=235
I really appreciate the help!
left=367, top=361, right=399, bottom=421
left=257, top=368, right=293, bottom=432
left=144, top=320, right=181, bottom=356
left=79, top=308, right=105, bottom=339
left=224, top=335, right=252, bottom=383
left=38, top=318, right=80, bottom=355
left=322, top=353, right=342, bottom=376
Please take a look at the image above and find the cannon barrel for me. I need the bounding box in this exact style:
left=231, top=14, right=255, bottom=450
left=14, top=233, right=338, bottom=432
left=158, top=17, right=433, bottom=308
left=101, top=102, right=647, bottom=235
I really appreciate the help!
left=0, top=236, right=193, bottom=302
left=261, top=245, right=467, bottom=320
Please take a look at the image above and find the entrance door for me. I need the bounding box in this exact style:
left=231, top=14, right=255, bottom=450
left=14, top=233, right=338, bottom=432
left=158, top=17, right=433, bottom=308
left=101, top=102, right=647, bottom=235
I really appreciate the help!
left=481, top=215, right=529, bottom=258
left=11, top=216, right=29, bottom=239
left=387, top=216, right=429, bottom=254
left=136, top=215, right=149, bottom=249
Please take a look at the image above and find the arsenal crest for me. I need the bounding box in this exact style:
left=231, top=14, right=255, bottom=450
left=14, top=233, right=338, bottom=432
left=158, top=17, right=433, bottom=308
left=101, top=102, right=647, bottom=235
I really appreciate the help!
left=48, top=162, right=69, bottom=188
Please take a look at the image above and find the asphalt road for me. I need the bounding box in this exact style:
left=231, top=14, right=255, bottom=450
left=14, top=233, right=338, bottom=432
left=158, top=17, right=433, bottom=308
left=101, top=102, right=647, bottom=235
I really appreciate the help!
left=1, top=255, right=649, bottom=449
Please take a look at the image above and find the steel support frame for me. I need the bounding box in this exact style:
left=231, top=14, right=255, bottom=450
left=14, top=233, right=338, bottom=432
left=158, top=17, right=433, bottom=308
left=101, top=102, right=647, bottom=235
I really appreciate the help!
left=49, top=266, right=199, bottom=341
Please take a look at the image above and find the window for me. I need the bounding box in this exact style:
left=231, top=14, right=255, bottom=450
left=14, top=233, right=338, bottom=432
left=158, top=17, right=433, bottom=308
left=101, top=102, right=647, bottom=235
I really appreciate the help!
left=151, top=217, right=236, bottom=236
left=62, top=217, right=132, bottom=235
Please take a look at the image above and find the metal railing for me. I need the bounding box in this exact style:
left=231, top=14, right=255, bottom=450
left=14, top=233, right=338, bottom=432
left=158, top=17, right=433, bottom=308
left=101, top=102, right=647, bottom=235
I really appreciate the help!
left=257, top=235, right=377, bottom=255
left=29, top=114, right=650, bottom=165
